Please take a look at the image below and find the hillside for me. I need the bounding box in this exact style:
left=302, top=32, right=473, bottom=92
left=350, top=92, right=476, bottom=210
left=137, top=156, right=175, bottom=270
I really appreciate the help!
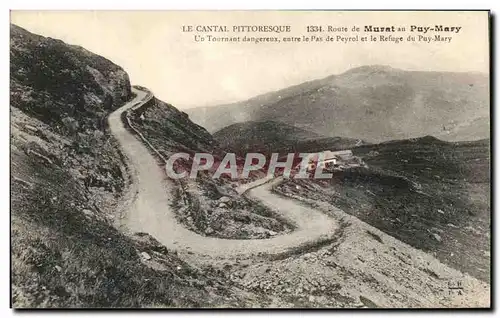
left=213, top=120, right=322, bottom=154
left=10, top=24, right=251, bottom=308
left=187, top=65, right=489, bottom=143
left=128, top=102, right=294, bottom=239
left=213, top=120, right=367, bottom=156
left=11, top=25, right=131, bottom=130
left=275, top=136, right=491, bottom=282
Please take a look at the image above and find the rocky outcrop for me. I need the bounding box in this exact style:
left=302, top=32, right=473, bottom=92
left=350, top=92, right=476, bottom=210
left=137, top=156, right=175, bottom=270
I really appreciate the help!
left=10, top=24, right=132, bottom=135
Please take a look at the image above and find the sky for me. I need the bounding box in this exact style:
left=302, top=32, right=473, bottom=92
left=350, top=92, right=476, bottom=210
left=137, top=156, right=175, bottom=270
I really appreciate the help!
left=11, top=11, right=489, bottom=109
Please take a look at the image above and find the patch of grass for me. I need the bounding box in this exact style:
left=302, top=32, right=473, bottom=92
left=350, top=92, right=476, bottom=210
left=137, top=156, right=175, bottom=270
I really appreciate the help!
left=359, top=295, right=378, bottom=308
left=420, top=267, right=441, bottom=280
left=11, top=153, right=242, bottom=308
left=265, top=221, right=348, bottom=261
left=366, top=231, right=384, bottom=244
left=278, top=138, right=490, bottom=282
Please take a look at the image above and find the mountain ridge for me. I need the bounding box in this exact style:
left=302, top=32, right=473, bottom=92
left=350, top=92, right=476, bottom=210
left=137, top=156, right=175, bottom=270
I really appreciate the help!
left=186, top=65, right=489, bottom=143
left=213, top=120, right=367, bottom=155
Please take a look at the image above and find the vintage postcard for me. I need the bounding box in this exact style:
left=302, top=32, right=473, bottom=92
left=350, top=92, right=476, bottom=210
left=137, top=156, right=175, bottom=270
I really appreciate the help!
left=10, top=10, right=490, bottom=308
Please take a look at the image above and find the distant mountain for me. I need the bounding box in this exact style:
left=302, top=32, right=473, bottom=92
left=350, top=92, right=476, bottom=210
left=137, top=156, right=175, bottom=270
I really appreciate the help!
left=186, top=65, right=489, bottom=143
left=213, top=120, right=367, bottom=156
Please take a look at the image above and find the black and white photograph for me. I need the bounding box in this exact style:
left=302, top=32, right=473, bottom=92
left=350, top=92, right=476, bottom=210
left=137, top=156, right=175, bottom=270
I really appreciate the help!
left=9, top=10, right=491, bottom=309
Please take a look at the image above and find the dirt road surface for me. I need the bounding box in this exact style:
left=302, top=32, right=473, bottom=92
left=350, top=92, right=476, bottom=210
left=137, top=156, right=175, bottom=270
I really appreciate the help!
left=108, top=88, right=339, bottom=258
left=109, top=88, right=490, bottom=308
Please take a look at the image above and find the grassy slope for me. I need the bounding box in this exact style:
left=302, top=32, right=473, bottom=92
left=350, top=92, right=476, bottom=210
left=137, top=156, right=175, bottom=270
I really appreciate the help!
left=213, top=120, right=323, bottom=154
left=10, top=24, right=250, bottom=308
left=11, top=158, right=241, bottom=307
left=276, top=137, right=490, bottom=282
left=213, top=120, right=369, bottom=162
left=187, top=65, right=489, bottom=143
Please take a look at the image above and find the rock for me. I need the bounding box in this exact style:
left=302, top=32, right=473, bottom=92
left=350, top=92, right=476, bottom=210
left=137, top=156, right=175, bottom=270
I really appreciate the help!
left=219, top=196, right=231, bottom=204
left=437, top=209, right=445, bottom=214
left=205, top=227, right=214, bottom=235
left=464, top=226, right=481, bottom=235
left=140, top=252, right=152, bottom=260
left=432, top=227, right=444, bottom=233
left=432, top=233, right=442, bottom=242
left=82, top=209, right=93, bottom=217
left=253, top=227, right=267, bottom=234
left=447, top=223, right=458, bottom=228
left=268, top=230, right=277, bottom=236
left=359, top=295, right=378, bottom=308
left=218, top=202, right=227, bottom=208
left=24, top=124, right=38, bottom=132
left=308, top=295, right=315, bottom=302
left=54, top=265, right=62, bottom=272
left=93, top=129, right=104, bottom=139
left=62, top=117, right=79, bottom=132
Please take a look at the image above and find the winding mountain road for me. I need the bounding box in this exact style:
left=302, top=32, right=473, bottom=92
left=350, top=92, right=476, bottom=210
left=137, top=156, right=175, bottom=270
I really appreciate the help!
left=108, top=88, right=339, bottom=257
left=106, top=88, right=491, bottom=308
